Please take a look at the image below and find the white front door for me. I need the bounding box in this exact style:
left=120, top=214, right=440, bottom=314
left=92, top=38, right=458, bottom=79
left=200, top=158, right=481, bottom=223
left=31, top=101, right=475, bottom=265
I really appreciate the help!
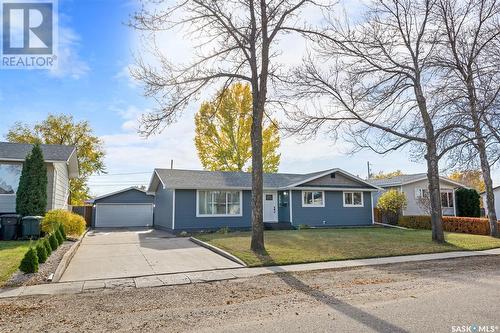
left=263, top=192, right=278, bottom=222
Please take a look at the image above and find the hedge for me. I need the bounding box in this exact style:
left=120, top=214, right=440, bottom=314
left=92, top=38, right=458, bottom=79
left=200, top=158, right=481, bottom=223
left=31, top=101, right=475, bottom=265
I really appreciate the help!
left=41, top=209, right=86, bottom=237
left=455, top=188, right=480, bottom=217
left=399, top=215, right=500, bottom=235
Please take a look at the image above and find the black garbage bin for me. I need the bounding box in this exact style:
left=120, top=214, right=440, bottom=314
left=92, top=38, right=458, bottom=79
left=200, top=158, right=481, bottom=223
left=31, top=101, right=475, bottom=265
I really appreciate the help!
left=1, top=214, right=21, bottom=240
left=21, top=216, right=42, bottom=239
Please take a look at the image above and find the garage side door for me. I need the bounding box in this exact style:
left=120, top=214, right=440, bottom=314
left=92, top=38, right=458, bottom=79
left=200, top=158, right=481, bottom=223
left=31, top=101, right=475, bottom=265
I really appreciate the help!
left=95, top=204, right=153, bottom=228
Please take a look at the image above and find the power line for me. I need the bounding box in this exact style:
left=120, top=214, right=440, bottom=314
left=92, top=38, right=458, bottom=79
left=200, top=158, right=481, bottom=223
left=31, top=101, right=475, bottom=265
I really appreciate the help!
left=89, top=183, right=148, bottom=187
left=89, top=171, right=152, bottom=177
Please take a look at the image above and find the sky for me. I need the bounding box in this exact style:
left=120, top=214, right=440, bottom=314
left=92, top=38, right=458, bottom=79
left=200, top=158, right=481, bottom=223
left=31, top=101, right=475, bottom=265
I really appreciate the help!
left=1, top=0, right=497, bottom=197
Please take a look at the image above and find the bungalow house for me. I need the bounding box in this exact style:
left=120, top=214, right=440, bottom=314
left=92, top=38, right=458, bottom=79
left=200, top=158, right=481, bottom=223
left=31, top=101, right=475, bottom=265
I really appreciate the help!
left=370, top=173, right=467, bottom=216
left=481, top=186, right=500, bottom=217
left=141, top=168, right=381, bottom=232
left=0, top=142, right=79, bottom=214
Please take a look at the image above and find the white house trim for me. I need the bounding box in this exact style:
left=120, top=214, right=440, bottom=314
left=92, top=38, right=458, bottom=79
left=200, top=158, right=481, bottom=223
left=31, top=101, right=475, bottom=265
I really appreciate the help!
left=172, top=189, right=176, bottom=230
left=395, top=176, right=470, bottom=189
left=90, top=186, right=152, bottom=202
left=53, top=166, right=59, bottom=210
left=286, top=168, right=383, bottom=191
left=301, top=190, right=326, bottom=207
left=146, top=169, right=167, bottom=194
left=371, top=194, right=375, bottom=224
left=289, top=189, right=293, bottom=224
left=292, top=187, right=378, bottom=192
left=343, top=191, right=364, bottom=207
left=195, top=190, right=243, bottom=217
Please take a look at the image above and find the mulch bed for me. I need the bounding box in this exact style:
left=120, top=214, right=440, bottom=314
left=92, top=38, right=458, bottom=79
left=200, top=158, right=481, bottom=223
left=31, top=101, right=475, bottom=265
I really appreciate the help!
left=4, top=240, right=75, bottom=287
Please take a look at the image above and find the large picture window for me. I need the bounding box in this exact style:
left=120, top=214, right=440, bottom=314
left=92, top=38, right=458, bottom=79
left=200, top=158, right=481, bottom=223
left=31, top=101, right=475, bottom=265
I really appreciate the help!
left=197, top=190, right=242, bottom=216
left=0, top=164, right=22, bottom=195
left=343, top=191, right=363, bottom=207
left=302, top=191, right=325, bottom=207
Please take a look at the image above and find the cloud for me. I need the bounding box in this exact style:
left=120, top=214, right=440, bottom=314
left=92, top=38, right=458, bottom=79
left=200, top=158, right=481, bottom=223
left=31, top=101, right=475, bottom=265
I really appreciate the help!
left=114, top=65, right=142, bottom=89
left=49, top=27, right=90, bottom=79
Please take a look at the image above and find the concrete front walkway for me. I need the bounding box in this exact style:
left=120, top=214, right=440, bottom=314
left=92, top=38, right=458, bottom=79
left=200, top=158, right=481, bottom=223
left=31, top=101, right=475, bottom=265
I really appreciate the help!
left=59, top=229, right=242, bottom=282
left=1, top=247, right=499, bottom=299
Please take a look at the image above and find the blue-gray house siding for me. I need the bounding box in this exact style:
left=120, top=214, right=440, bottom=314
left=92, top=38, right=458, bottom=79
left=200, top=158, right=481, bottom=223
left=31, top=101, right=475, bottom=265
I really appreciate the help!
left=152, top=188, right=373, bottom=231
left=291, top=190, right=373, bottom=227
left=154, top=187, right=173, bottom=231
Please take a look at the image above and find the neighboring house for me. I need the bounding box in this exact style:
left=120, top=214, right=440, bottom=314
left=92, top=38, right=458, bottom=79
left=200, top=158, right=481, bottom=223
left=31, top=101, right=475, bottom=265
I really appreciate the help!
left=140, top=168, right=381, bottom=232
left=481, top=186, right=500, bottom=217
left=370, top=173, right=467, bottom=216
left=0, top=142, right=79, bottom=214
left=89, top=187, right=154, bottom=228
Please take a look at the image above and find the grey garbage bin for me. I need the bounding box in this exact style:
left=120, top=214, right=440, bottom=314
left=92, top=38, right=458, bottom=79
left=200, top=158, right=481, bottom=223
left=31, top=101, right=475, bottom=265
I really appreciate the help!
left=21, top=216, right=42, bottom=239
left=1, top=214, right=21, bottom=240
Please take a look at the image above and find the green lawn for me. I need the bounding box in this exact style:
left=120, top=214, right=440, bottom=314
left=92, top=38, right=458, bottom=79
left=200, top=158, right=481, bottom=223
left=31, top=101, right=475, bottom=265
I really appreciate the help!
left=0, top=241, right=30, bottom=286
left=196, top=228, right=500, bottom=267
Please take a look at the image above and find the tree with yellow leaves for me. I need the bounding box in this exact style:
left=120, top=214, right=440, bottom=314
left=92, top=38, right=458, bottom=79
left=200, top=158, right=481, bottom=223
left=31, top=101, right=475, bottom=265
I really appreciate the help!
left=195, top=83, right=280, bottom=173
left=449, top=170, right=485, bottom=193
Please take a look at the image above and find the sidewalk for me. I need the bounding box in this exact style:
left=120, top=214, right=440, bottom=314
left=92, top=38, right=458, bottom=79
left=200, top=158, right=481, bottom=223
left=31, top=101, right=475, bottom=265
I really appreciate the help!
left=2, top=248, right=499, bottom=299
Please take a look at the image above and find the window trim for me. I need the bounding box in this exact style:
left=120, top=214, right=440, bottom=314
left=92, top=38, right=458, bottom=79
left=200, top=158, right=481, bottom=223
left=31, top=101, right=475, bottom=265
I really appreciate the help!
left=301, top=190, right=325, bottom=207
left=0, top=163, right=22, bottom=196
left=343, top=191, right=364, bottom=207
left=440, top=189, right=454, bottom=208
left=415, top=188, right=429, bottom=199
left=196, top=190, right=243, bottom=217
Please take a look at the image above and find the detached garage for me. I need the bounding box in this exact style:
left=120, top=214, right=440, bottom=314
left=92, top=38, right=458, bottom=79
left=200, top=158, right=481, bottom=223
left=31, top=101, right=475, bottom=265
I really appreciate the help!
left=91, top=187, right=154, bottom=228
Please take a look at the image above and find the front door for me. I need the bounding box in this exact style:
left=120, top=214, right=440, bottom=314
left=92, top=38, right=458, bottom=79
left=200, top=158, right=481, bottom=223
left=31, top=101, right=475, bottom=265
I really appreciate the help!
left=263, top=192, right=278, bottom=222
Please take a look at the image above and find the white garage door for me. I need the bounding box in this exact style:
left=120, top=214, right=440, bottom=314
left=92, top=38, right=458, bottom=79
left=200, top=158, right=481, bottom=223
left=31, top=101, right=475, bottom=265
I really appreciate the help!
left=95, top=204, right=153, bottom=228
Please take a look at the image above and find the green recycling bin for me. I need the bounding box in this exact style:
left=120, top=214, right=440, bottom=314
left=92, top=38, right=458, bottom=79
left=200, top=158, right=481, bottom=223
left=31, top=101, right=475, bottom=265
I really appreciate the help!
left=1, top=214, right=21, bottom=240
left=21, top=216, right=42, bottom=239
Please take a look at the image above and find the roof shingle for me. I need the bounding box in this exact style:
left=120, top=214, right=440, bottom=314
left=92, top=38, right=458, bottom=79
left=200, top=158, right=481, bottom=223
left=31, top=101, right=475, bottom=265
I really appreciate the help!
left=369, top=173, right=466, bottom=188
left=0, top=142, right=76, bottom=162
left=153, top=168, right=376, bottom=190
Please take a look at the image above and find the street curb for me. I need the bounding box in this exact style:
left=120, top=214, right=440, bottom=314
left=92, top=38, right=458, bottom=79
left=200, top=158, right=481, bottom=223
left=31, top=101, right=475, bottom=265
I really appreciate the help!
left=52, top=229, right=89, bottom=283
left=2, top=247, right=499, bottom=299
left=190, top=237, right=247, bottom=267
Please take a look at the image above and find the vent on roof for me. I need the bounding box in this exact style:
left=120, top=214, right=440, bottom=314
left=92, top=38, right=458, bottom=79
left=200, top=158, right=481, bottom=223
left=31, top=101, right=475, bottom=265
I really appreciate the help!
left=330, top=173, right=336, bottom=178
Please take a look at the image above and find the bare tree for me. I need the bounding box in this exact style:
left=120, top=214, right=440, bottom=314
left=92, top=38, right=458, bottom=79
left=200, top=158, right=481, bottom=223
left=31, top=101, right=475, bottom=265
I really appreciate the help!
left=286, top=0, right=472, bottom=242
left=129, top=1, right=329, bottom=252
left=434, top=0, right=500, bottom=236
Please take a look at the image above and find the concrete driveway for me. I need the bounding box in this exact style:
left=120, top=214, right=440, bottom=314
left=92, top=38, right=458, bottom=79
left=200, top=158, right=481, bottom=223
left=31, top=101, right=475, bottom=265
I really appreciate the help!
left=60, top=229, right=242, bottom=282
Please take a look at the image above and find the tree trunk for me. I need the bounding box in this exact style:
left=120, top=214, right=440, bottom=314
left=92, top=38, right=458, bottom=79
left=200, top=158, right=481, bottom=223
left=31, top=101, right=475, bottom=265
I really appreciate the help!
left=414, top=81, right=445, bottom=243
left=426, top=143, right=445, bottom=243
left=250, top=0, right=269, bottom=254
left=479, top=145, right=499, bottom=237
left=467, top=80, right=499, bottom=237
left=250, top=91, right=265, bottom=253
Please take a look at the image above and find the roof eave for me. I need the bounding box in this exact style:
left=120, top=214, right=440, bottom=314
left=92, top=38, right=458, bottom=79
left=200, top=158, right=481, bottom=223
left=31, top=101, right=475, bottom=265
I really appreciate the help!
left=286, top=168, right=383, bottom=191
left=92, top=186, right=153, bottom=202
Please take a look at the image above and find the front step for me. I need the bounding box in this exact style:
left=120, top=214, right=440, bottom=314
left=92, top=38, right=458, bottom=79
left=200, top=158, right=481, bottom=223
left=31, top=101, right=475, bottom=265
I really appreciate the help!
left=264, top=222, right=295, bottom=230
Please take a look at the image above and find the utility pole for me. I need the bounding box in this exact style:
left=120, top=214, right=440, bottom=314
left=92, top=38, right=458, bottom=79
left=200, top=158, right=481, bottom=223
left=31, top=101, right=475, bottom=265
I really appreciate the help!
left=367, top=161, right=371, bottom=179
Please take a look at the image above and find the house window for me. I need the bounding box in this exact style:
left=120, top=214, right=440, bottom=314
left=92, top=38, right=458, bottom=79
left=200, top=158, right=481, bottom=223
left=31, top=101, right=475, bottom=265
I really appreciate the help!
left=344, top=192, right=363, bottom=207
left=441, top=190, right=454, bottom=208
left=415, top=188, right=429, bottom=198
left=0, top=163, right=22, bottom=195
left=197, top=190, right=242, bottom=216
left=302, top=191, right=324, bottom=207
